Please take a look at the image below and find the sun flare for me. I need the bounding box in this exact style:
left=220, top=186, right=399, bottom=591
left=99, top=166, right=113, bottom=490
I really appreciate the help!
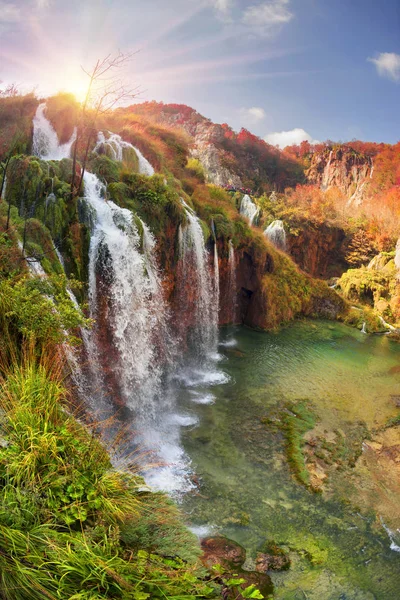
left=56, top=66, right=89, bottom=103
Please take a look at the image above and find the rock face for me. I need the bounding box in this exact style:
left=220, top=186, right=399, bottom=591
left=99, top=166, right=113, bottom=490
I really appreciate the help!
left=306, top=147, right=372, bottom=205
left=189, top=122, right=243, bottom=188
left=137, top=106, right=242, bottom=187
left=201, top=536, right=273, bottom=599
left=288, top=223, right=347, bottom=278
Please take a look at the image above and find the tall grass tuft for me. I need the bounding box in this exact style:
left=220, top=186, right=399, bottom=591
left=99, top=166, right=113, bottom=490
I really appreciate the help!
left=0, top=357, right=218, bottom=599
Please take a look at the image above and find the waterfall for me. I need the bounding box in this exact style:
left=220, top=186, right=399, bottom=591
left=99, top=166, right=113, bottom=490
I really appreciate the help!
left=264, top=219, right=287, bottom=251
left=381, top=519, right=400, bottom=553
left=133, top=146, right=155, bottom=176
left=84, top=171, right=169, bottom=414
left=18, top=241, right=47, bottom=277
left=378, top=316, right=399, bottom=334
left=240, top=194, right=259, bottom=226
left=1, top=174, right=7, bottom=200
left=213, top=242, right=220, bottom=332
left=218, top=239, right=238, bottom=348
left=322, top=149, right=333, bottom=189
left=32, top=103, right=76, bottom=161
left=178, top=200, right=218, bottom=364
left=94, top=131, right=155, bottom=176
left=361, top=322, right=367, bottom=334
left=228, top=240, right=237, bottom=323
left=395, top=238, right=400, bottom=272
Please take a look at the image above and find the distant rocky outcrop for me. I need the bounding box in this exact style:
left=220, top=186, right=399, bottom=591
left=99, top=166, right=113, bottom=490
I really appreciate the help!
left=126, top=102, right=305, bottom=192
left=306, top=146, right=372, bottom=205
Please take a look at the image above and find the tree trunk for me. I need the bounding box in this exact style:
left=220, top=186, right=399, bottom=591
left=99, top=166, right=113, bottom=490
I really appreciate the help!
left=0, top=155, right=11, bottom=201
left=70, top=129, right=80, bottom=199
left=77, top=130, right=93, bottom=196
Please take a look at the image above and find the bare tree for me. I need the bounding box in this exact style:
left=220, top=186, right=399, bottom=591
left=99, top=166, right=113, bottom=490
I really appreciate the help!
left=0, top=82, right=20, bottom=98
left=71, top=51, right=141, bottom=198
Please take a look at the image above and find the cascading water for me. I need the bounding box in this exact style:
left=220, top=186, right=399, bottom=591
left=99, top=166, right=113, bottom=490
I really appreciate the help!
left=94, top=131, right=155, bottom=175
left=213, top=242, right=220, bottom=337
left=1, top=174, right=7, bottom=200
left=395, top=238, right=400, bottom=272
left=219, top=239, right=238, bottom=349
left=33, top=103, right=76, bottom=161
left=240, top=194, right=259, bottom=226
left=381, top=519, right=400, bottom=553
left=228, top=240, right=237, bottom=324
left=264, top=219, right=287, bottom=251
left=322, top=149, right=333, bottom=189
left=85, top=171, right=168, bottom=414
left=178, top=200, right=218, bottom=364
left=18, top=241, right=47, bottom=277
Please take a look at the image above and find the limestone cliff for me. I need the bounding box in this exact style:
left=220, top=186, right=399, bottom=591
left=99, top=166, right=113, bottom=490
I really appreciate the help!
left=306, top=146, right=372, bottom=205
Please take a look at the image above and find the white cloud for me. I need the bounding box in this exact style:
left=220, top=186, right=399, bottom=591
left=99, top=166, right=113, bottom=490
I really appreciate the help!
left=240, top=106, right=266, bottom=125
left=213, top=0, right=232, bottom=13
left=242, top=0, right=293, bottom=34
left=368, top=52, right=400, bottom=82
left=265, top=128, right=320, bottom=148
left=0, top=2, right=21, bottom=22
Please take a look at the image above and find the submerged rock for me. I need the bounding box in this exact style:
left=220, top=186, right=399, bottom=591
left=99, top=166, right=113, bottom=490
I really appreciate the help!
left=201, top=536, right=246, bottom=570
left=201, top=536, right=273, bottom=598
left=256, top=541, right=291, bottom=572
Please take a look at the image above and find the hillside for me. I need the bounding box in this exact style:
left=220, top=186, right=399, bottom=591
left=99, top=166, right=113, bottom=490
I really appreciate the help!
left=120, top=101, right=305, bottom=192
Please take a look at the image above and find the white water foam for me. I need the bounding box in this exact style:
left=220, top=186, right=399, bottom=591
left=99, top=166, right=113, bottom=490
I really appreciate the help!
left=94, top=130, right=155, bottom=176
left=33, top=103, right=76, bottom=161
left=264, top=219, right=287, bottom=251
left=381, top=520, right=400, bottom=553
left=240, top=194, right=259, bottom=226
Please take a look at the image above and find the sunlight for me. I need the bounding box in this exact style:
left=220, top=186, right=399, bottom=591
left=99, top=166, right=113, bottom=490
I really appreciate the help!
left=63, top=71, right=88, bottom=103
left=50, top=64, right=89, bottom=103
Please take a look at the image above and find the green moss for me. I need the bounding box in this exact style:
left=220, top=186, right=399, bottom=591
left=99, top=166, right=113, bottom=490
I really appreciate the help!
left=89, top=154, right=122, bottom=183
left=110, top=172, right=184, bottom=238
left=283, top=401, right=316, bottom=487
left=211, top=214, right=234, bottom=240
left=338, top=267, right=391, bottom=305
left=17, top=218, right=62, bottom=276
left=199, top=218, right=211, bottom=242
left=263, top=401, right=317, bottom=488
left=337, top=263, right=400, bottom=327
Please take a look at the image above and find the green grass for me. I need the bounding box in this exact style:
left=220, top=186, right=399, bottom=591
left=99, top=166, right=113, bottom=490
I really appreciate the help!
left=0, top=359, right=220, bottom=599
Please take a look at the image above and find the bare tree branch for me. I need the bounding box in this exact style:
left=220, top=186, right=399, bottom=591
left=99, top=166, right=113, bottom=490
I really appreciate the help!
left=71, top=50, right=141, bottom=198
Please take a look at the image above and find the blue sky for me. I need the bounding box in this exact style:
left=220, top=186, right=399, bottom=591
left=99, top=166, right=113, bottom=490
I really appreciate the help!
left=1, top=0, right=399, bottom=145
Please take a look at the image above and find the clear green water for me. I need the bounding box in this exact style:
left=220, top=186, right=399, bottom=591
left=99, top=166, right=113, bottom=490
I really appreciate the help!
left=179, top=320, right=400, bottom=599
